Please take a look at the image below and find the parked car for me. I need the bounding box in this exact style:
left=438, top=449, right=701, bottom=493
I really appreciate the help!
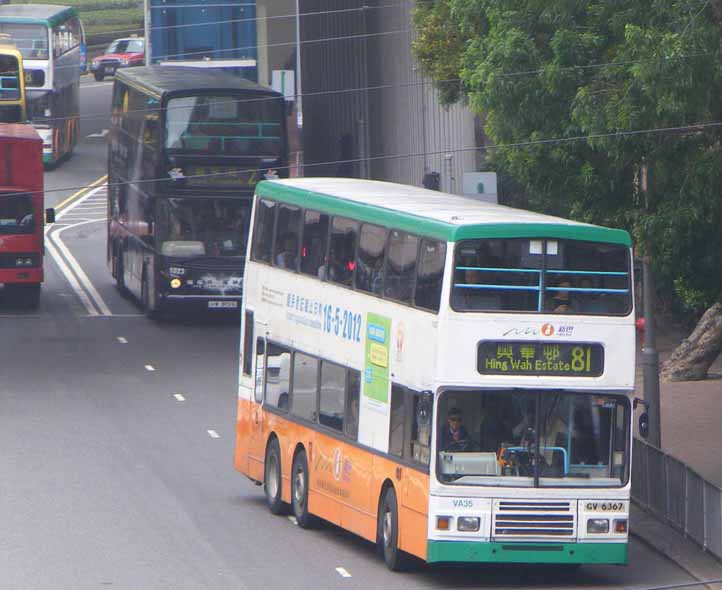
left=90, top=36, right=144, bottom=81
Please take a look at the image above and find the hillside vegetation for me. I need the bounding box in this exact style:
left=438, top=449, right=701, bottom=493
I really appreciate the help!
left=10, top=0, right=143, bottom=49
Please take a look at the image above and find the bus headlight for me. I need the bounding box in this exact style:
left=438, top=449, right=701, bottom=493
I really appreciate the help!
left=170, top=278, right=182, bottom=289
left=587, top=518, right=609, bottom=533
left=457, top=516, right=480, bottom=532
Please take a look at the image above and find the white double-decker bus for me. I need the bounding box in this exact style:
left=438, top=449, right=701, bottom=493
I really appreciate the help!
left=234, top=178, right=640, bottom=570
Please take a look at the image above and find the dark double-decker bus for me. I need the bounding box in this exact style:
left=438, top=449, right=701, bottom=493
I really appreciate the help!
left=107, top=66, right=288, bottom=318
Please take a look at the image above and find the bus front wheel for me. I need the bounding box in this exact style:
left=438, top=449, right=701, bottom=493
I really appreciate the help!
left=378, top=486, right=414, bottom=571
left=94, top=72, right=104, bottom=82
left=141, top=273, right=160, bottom=320
left=264, top=438, right=285, bottom=515
left=291, top=449, right=317, bottom=528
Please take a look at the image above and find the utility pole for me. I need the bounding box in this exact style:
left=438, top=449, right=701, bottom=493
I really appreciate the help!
left=639, top=161, right=662, bottom=447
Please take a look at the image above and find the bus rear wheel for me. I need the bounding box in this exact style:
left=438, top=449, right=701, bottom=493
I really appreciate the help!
left=291, top=449, right=317, bottom=528
left=115, top=250, right=128, bottom=297
left=378, top=486, right=414, bottom=571
left=264, top=438, right=285, bottom=515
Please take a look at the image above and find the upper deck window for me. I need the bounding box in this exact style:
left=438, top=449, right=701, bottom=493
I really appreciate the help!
left=0, top=24, right=48, bottom=60
left=452, top=238, right=631, bottom=316
left=165, top=94, right=283, bottom=157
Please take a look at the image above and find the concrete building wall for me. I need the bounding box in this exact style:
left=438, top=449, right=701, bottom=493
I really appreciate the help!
left=264, top=0, right=478, bottom=192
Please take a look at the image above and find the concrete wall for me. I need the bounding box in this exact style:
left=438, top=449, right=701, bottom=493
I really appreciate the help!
left=292, top=0, right=478, bottom=193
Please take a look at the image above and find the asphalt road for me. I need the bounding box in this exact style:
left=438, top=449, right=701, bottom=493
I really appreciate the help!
left=0, top=76, right=701, bottom=589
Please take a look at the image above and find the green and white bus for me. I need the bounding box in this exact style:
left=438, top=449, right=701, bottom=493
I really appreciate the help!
left=235, top=178, right=643, bottom=570
left=0, top=5, right=84, bottom=165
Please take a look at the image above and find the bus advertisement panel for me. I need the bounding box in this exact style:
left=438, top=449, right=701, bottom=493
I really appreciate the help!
left=234, top=178, right=640, bottom=570
left=0, top=124, right=55, bottom=308
left=107, top=66, right=288, bottom=318
left=0, top=5, right=84, bottom=165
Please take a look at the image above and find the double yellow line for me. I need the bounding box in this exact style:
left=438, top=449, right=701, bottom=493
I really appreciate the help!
left=54, top=174, right=108, bottom=213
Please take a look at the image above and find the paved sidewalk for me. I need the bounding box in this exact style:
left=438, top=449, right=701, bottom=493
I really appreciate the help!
left=635, top=328, right=722, bottom=487
left=631, top=325, right=722, bottom=583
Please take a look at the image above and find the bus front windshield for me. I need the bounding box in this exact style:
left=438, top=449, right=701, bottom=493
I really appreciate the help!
left=437, top=390, right=630, bottom=488
left=0, top=193, right=35, bottom=234
left=0, top=24, right=48, bottom=60
left=0, top=54, right=21, bottom=101
left=165, top=94, right=283, bottom=157
left=452, top=238, right=631, bottom=315
left=157, top=197, right=251, bottom=258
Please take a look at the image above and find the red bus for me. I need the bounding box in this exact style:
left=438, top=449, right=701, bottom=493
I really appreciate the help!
left=0, top=124, right=55, bottom=308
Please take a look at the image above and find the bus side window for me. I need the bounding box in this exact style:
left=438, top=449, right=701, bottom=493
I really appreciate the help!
left=319, top=361, right=346, bottom=431
left=410, top=391, right=433, bottom=465
left=345, top=369, right=360, bottom=440
left=254, top=337, right=265, bottom=403
left=415, top=240, right=446, bottom=312
left=242, top=310, right=254, bottom=377
left=291, top=352, right=318, bottom=422
left=385, top=230, right=418, bottom=304
left=356, top=223, right=388, bottom=296
left=273, top=204, right=302, bottom=271
left=265, top=342, right=291, bottom=410
left=328, top=217, right=359, bottom=287
left=300, top=210, right=330, bottom=278
left=251, top=199, right=276, bottom=263
left=389, top=385, right=405, bottom=457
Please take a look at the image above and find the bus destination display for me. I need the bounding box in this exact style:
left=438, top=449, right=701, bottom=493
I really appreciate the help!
left=477, top=341, right=604, bottom=377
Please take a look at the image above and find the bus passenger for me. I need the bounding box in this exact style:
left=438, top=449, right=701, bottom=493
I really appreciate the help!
left=551, top=280, right=573, bottom=313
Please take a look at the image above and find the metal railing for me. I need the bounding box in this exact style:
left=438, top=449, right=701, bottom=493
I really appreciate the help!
left=632, top=437, right=722, bottom=560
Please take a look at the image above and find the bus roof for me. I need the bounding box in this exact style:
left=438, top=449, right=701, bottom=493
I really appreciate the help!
left=257, top=178, right=632, bottom=246
left=0, top=4, right=77, bottom=26
left=0, top=123, right=41, bottom=142
left=116, top=66, right=283, bottom=100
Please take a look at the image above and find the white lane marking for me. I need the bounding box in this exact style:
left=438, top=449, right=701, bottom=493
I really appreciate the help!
left=47, top=220, right=112, bottom=315
left=46, top=184, right=112, bottom=316
left=288, top=516, right=298, bottom=525
left=174, top=394, right=185, bottom=402
left=45, top=238, right=98, bottom=316
left=86, top=129, right=109, bottom=138
left=207, top=430, right=220, bottom=438
left=335, top=567, right=352, bottom=578
left=116, top=337, right=128, bottom=344
left=145, top=365, right=155, bottom=372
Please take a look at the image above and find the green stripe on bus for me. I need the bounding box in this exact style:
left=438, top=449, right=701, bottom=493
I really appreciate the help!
left=0, top=7, right=77, bottom=27
left=256, top=183, right=632, bottom=247
left=426, top=541, right=628, bottom=565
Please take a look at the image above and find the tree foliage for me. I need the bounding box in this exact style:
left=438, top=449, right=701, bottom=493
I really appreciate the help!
left=413, top=0, right=722, bottom=316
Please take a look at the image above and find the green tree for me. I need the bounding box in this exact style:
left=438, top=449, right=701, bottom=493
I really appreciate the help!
left=413, top=0, right=722, bottom=317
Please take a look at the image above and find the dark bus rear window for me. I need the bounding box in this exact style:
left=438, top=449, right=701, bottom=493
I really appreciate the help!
left=452, top=238, right=631, bottom=316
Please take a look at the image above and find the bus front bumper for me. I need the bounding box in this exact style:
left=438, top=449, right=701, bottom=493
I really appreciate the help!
left=426, top=541, right=628, bottom=565
left=159, top=293, right=241, bottom=313
left=0, top=267, right=43, bottom=284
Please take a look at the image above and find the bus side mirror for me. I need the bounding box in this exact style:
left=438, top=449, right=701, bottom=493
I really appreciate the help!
left=638, top=413, right=650, bottom=439
left=45, top=208, right=55, bottom=224
left=634, top=397, right=650, bottom=439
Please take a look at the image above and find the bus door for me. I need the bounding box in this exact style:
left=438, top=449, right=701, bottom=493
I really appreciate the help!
left=246, top=328, right=267, bottom=482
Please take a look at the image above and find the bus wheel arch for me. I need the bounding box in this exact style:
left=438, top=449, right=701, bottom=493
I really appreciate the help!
left=264, top=434, right=285, bottom=515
